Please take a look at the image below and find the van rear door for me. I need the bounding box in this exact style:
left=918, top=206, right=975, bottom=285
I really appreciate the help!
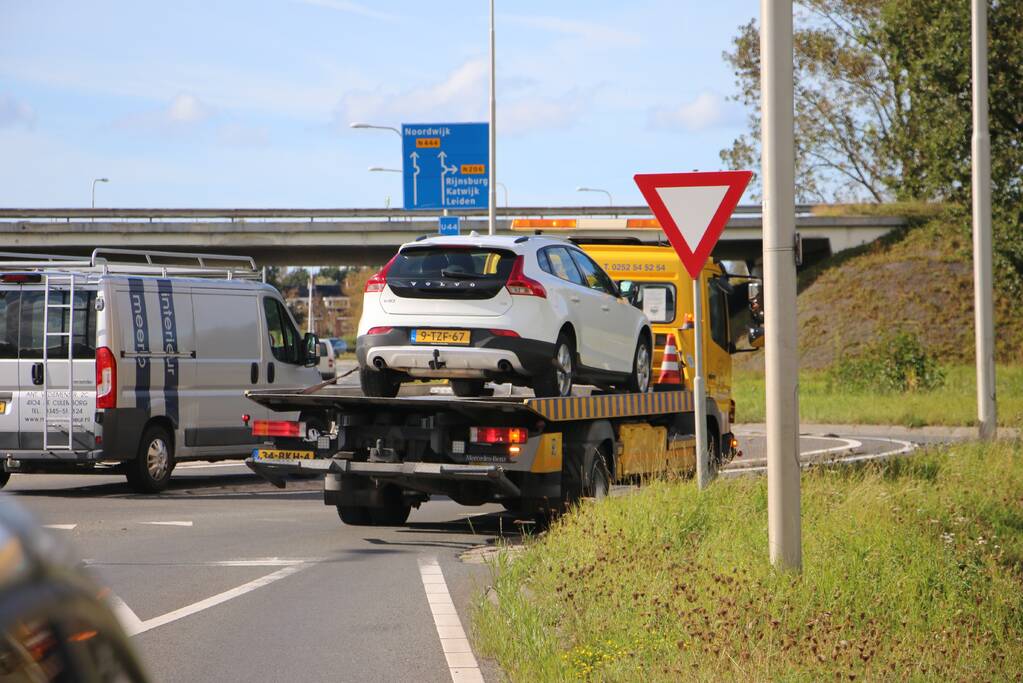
left=0, top=288, right=20, bottom=451
left=16, top=287, right=97, bottom=450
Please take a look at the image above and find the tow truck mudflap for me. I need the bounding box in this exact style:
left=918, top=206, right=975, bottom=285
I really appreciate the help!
left=246, top=456, right=521, bottom=498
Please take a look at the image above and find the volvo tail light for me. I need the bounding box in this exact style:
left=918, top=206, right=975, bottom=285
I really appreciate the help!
left=365, top=254, right=399, bottom=293
left=96, top=346, right=116, bottom=409
left=251, top=420, right=305, bottom=437
left=505, top=256, right=546, bottom=297
left=366, top=326, right=393, bottom=335
left=469, top=427, right=528, bottom=444
left=488, top=329, right=520, bottom=338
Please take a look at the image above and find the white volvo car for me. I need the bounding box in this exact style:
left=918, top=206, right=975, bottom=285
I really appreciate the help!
left=356, top=235, right=652, bottom=398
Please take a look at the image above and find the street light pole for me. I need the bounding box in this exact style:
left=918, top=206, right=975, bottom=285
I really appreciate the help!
left=972, top=0, right=997, bottom=440
left=496, top=181, right=509, bottom=208
left=761, top=0, right=801, bottom=572
left=91, top=177, right=109, bottom=209
left=576, top=186, right=613, bottom=206
left=488, top=0, right=497, bottom=235
left=349, top=122, right=401, bottom=137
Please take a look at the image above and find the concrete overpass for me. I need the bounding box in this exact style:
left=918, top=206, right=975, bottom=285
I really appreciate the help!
left=0, top=206, right=904, bottom=266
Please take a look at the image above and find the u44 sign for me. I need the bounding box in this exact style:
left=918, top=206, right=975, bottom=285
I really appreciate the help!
left=402, top=123, right=489, bottom=210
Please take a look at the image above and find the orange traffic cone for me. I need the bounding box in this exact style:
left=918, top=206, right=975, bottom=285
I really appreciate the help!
left=656, top=334, right=683, bottom=385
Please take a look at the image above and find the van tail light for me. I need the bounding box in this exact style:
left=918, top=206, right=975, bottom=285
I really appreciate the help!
left=505, top=256, right=546, bottom=297
left=252, top=420, right=304, bottom=437
left=96, top=347, right=116, bottom=409
left=469, top=427, right=528, bottom=444
left=365, top=254, right=399, bottom=293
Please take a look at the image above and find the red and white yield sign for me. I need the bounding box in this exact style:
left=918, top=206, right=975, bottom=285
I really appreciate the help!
left=633, top=171, right=753, bottom=279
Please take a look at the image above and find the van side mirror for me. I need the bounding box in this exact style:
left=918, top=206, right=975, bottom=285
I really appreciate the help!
left=303, top=333, right=319, bottom=366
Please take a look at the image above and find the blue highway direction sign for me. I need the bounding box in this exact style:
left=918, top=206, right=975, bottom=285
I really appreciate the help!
left=438, top=216, right=461, bottom=235
left=402, top=123, right=489, bottom=210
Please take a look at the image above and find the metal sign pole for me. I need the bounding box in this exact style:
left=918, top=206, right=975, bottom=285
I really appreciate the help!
left=971, top=0, right=997, bottom=439
left=693, top=276, right=709, bottom=489
left=761, top=0, right=802, bottom=571
left=487, top=0, right=497, bottom=235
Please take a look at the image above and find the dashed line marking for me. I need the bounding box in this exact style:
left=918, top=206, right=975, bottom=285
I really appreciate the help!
left=418, top=556, right=484, bottom=683
left=141, top=521, right=193, bottom=527
left=43, top=524, right=77, bottom=530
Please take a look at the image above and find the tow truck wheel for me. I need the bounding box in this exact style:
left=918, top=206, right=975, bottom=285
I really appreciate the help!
left=585, top=449, right=611, bottom=500
left=451, top=379, right=486, bottom=397
left=0, top=471, right=9, bottom=489
left=360, top=367, right=401, bottom=398
left=369, top=485, right=412, bottom=526
left=126, top=425, right=175, bottom=494
left=336, top=504, right=373, bottom=526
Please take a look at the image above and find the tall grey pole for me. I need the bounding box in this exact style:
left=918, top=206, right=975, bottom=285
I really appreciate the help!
left=307, top=274, right=314, bottom=335
left=487, top=0, right=497, bottom=235
left=693, top=277, right=710, bottom=489
left=761, top=0, right=801, bottom=571
left=972, top=0, right=997, bottom=439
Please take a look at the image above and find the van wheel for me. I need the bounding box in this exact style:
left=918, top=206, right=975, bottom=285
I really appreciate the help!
left=360, top=367, right=401, bottom=398
left=126, top=425, right=175, bottom=494
left=625, top=336, right=652, bottom=393
left=451, top=379, right=485, bottom=397
left=533, top=333, right=574, bottom=398
left=0, top=472, right=9, bottom=489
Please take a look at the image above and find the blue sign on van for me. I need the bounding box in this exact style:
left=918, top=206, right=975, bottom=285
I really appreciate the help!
left=438, top=216, right=460, bottom=236
left=402, top=123, right=488, bottom=210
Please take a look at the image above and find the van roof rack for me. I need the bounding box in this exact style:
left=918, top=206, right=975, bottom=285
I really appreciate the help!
left=0, top=249, right=263, bottom=281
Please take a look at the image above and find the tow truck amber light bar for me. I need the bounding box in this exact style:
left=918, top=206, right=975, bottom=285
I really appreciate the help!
left=469, top=427, right=527, bottom=444
left=252, top=420, right=304, bottom=437
left=510, top=219, right=663, bottom=231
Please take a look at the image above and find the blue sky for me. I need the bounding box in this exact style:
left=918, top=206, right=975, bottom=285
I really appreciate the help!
left=0, top=0, right=758, bottom=208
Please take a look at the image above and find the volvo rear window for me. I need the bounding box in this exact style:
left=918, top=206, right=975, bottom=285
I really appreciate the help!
left=389, top=247, right=514, bottom=279
left=386, top=247, right=516, bottom=299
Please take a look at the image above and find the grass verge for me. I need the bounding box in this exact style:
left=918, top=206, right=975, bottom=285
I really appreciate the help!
left=474, top=442, right=1023, bottom=681
left=732, top=364, right=1023, bottom=428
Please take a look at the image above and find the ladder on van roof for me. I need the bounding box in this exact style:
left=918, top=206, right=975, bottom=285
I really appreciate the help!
left=0, top=248, right=263, bottom=281
left=41, top=272, right=81, bottom=450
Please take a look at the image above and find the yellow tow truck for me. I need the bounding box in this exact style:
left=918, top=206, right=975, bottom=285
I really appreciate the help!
left=243, top=223, right=761, bottom=526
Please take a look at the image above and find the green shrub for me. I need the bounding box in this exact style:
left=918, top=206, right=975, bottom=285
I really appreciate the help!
left=828, top=331, right=945, bottom=392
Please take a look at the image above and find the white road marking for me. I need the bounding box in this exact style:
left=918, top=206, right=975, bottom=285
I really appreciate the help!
left=800, top=436, right=862, bottom=456
left=141, top=520, right=193, bottom=527
left=419, top=556, right=484, bottom=683
left=111, top=563, right=307, bottom=637
left=43, top=524, right=77, bottom=530
left=724, top=436, right=917, bottom=476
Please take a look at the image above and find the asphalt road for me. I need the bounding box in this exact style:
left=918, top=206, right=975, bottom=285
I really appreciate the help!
left=3, top=424, right=949, bottom=682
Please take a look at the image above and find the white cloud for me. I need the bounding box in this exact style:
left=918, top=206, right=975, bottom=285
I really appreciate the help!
left=294, top=0, right=398, bottom=21
left=335, top=59, right=586, bottom=136
left=503, top=14, right=641, bottom=46
left=648, top=92, right=738, bottom=132
left=334, top=59, right=488, bottom=127
left=0, top=93, right=35, bottom=128
left=115, top=92, right=214, bottom=132
left=167, top=93, right=212, bottom=124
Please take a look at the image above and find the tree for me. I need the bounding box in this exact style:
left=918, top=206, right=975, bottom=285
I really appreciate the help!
left=280, top=267, right=311, bottom=291
left=343, top=266, right=376, bottom=336
left=721, top=0, right=1022, bottom=208
left=263, top=265, right=283, bottom=290
left=721, top=0, right=1023, bottom=289
left=317, top=265, right=349, bottom=287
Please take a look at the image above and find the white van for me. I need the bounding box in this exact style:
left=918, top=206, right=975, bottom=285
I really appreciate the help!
left=0, top=250, right=321, bottom=493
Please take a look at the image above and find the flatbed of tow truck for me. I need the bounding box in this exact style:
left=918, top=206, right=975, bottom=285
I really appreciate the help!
left=243, top=385, right=735, bottom=527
